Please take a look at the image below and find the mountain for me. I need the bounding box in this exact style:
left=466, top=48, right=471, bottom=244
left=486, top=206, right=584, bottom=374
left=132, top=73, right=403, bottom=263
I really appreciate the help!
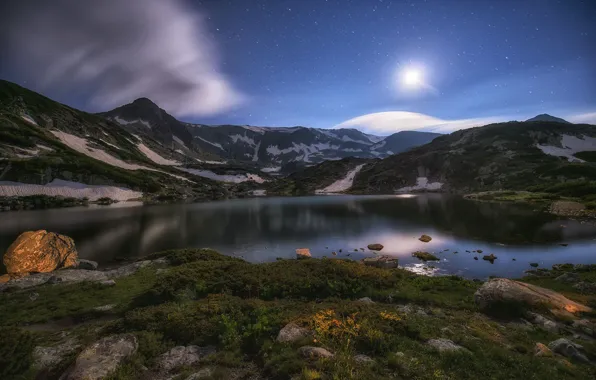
left=351, top=120, right=596, bottom=194
left=102, top=99, right=440, bottom=168
left=0, top=80, right=231, bottom=202
left=526, top=114, right=570, bottom=124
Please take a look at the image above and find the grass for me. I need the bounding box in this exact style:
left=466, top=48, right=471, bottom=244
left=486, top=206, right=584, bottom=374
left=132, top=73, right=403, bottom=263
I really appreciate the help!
left=0, top=249, right=595, bottom=380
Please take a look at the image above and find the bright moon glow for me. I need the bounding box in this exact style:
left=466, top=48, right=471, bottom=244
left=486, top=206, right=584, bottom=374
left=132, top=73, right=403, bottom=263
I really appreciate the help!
left=401, top=68, right=423, bottom=88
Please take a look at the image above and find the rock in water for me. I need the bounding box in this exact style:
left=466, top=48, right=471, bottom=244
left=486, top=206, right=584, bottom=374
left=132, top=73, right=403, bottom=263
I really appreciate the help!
left=367, top=244, right=384, bottom=251
left=3, top=230, right=78, bottom=274
left=277, top=322, right=311, bottom=343
left=60, top=334, right=137, bottom=380
left=474, top=278, right=592, bottom=317
left=362, top=255, right=398, bottom=269
left=296, top=248, right=311, bottom=259
left=419, top=234, right=432, bottom=243
left=482, top=254, right=497, bottom=262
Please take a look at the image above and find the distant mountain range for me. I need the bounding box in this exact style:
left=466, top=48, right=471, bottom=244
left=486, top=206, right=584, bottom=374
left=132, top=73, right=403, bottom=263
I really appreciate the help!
left=101, top=98, right=441, bottom=168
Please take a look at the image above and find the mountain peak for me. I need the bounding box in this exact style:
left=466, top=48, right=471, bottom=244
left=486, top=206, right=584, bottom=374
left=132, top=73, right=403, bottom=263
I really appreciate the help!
left=525, top=114, right=570, bottom=124
left=131, top=97, right=159, bottom=108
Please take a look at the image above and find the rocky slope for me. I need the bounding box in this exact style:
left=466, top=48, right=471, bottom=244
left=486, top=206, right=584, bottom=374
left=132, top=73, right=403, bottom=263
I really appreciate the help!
left=103, top=97, right=440, bottom=167
left=1, top=245, right=595, bottom=380
left=352, top=120, right=596, bottom=195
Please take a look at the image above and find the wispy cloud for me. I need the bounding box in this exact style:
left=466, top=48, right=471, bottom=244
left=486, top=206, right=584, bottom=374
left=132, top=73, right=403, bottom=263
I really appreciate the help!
left=566, top=112, right=596, bottom=125
left=0, top=0, right=244, bottom=117
left=333, top=111, right=508, bottom=135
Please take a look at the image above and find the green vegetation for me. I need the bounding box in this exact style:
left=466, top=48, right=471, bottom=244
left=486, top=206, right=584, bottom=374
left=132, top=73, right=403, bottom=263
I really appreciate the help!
left=0, top=195, right=87, bottom=211
left=1, top=249, right=595, bottom=379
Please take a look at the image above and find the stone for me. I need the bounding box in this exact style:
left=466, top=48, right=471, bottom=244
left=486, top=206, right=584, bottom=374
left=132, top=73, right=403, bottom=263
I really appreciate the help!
left=527, top=312, right=560, bottom=333
left=0, top=274, right=13, bottom=283
left=555, top=272, right=581, bottom=284
left=427, top=339, right=468, bottom=353
left=362, top=255, right=398, bottom=268
left=3, top=230, right=78, bottom=274
left=93, top=304, right=116, bottom=312
left=474, top=278, right=592, bottom=317
left=34, top=339, right=80, bottom=370
left=573, top=281, right=596, bottom=294
left=534, top=343, right=553, bottom=357
left=547, top=339, right=589, bottom=363
left=186, top=368, right=215, bottom=379
left=29, top=292, right=39, bottom=301
left=298, top=346, right=334, bottom=359
left=572, top=319, right=596, bottom=337
left=367, top=243, right=384, bottom=251
left=529, top=263, right=539, bottom=268
left=60, top=334, right=137, bottom=380
left=353, top=354, right=374, bottom=363
left=357, top=297, right=375, bottom=304
left=474, top=257, right=478, bottom=260
left=0, top=273, right=54, bottom=292
left=99, top=280, right=116, bottom=287
left=276, top=322, right=311, bottom=343
left=296, top=248, right=311, bottom=259
left=552, top=263, right=574, bottom=271
left=157, top=345, right=216, bottom=371
left=50, top=270, right=108, bottom=284
left=482, top=254, right=497, bottom=262
left=76, top=259, right=98, bottom=270
left=412, top=251, right=439, bottom=261
left=105, top=260, right=152, bottom=278
left=419, top=234, right=432, bottom=243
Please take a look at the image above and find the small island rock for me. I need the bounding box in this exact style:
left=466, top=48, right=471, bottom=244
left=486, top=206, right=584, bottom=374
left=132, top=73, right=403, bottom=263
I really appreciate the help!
left=419, top=234, right=432, bottom=243
left=367, top=244, right=384, bottom=251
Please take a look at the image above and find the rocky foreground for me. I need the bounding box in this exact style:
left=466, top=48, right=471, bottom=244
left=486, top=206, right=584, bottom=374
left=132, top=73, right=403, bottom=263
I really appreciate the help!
left=1, top=233, right=596, bottom=379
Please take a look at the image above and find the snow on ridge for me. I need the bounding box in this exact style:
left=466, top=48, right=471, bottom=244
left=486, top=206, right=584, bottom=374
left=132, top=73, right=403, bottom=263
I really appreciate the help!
left=99, top=139, right=121, bottom=150
left=0, top=179, right=142, bottom=201
left=241, top=126, right=267, bottom=134
left=341, top=135, right=372, bottom=145
left=114, top=116, right=151, bottom=129
left=194, top=135, right=224, bottom=150
left=342, top=148, right=363, bottom=152
left=36, top=144, right=54, bottom=151
left=316, top=164, right=366, bottom=194
left=173, top=135, right=188, bottom=149
left=230, top=134, right=256, bottom=146
left=21, top=114, right=38, bottom=126
left=261, top=166, right=281, bottom=173
left=252, top=141, right=261, bottom=162
left=137, top=143, right=180, bottom=166
left=177, top=167, right=265, bottom=183
left=536, top=134, right=596, bottom=162
left=266, top=142, right=340, bottom=162
left=371, top=140, right=386, bottom=150
left=396, top=177, right=443, bottom=193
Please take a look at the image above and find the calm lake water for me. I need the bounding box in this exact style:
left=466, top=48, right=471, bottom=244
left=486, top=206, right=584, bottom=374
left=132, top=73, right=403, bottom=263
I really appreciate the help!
left=1, top=194, right=596, bottom=279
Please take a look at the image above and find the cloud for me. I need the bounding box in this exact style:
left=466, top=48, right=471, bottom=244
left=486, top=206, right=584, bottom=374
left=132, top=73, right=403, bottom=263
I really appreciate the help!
left=0, top=0, right=244, bottom=117
left=566, top=112, right=596, bottom=125
left=333, top=111, right=508, bottom=135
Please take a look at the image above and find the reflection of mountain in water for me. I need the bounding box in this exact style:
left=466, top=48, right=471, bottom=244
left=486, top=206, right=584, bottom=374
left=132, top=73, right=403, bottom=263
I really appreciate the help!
left=1, top=195, right=595, bottom=266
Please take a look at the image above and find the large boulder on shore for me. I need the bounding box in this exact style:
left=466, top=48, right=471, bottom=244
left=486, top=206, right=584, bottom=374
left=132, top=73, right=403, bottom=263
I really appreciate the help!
left=60, top=334, right=137, bottom=380
left=3, top=230, right=78, bottom=274
left=474, top=278, right=591, bottom=317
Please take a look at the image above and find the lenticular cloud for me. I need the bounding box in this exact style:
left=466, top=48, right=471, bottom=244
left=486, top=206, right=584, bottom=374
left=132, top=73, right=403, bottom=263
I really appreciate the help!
left=0, top=0, right=244, bottom=117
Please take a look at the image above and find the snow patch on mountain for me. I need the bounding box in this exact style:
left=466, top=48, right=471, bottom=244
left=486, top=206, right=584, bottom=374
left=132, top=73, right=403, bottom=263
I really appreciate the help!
left=194, top=135, right=224, bottom=150
left=396, top=177, right=443, bottom=193
left=36, top=144, right=54, bottom=151
left=173, top=135, right=188, bottom=149
left=0, top=179, right=142, bottom=201
left=266, top=142, right=340, bottom=162
left=21, top=114, right=38, bottom=126
left=316, top=164, right=366, bottom=193
left=252, top=141, right=261, bottom=162
left=137, top=143, right=180, bottom=166
left=261, top=167, right=281, bottom=173
left=341, top=135, right=372, bottom=145
left=114, top=116, right=151, bottom=129
left=51, top=130, right=147, bottom=170
left=536, top=134, right=596, bottom=162
left=241, top=126, right=267, bottom=134
left=99, top=139, right=121, bottom=150
left=230, top=134, right=256, bottom=146
left=177, top=168, right=265, bottom=183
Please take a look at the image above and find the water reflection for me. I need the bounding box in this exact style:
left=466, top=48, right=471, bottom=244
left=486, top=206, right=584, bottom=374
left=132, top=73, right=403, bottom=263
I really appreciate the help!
left=1, top=195, right=595, bottom=279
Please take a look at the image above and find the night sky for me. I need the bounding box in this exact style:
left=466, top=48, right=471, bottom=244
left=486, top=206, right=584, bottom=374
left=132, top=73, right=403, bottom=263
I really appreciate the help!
left=1, top=0, right=595, bottom=134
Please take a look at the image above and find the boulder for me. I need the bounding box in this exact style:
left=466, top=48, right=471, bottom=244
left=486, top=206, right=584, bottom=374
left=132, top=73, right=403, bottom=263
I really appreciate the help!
left=573, top=281, right=596, bottom=294
left=76, top=259, right=98, bottom=271
left=295, top=248, right=311, bottom=259
left=529, top=263, right=539, bottom=268
left=93, top=304, right=116, bottom=312
left=60, top=334, right=137, bottom=380
left=105, top=261, right=152, bottom=278
left=547, top=339, right=589, bottom=363
left=3, top=230, right=78, bottom=274
left=555, top=272, right=581, bottom=284
left=186, top=368, right=215, bottom=379
left=367, top=244, right=384, bottom=251
left=527, top=312, right=560, bottom=333
left=572, top=319, right=596, bottom=337
left=474, top=278, right=592, bottom=317
left=552, top=263, right=574, bottom=271
left=298, top=346, right=334, bottom=359
left=99, top=280, right=116, bottom=287
left=412, top=251, right=439, bottom=261
left=362, top=255, right=398, bottom=269
left=33, top=339, right=80, bottom=370
left=534, top=343, right=553, bottom=357
left=357, top=297, right=375, bottom=304
left=419, top=234, right=432, bottom=243
left=353, top=354, right=374, bottom=363
left=276, top=322, right=311, bottom=343
left=482, top=254, right=497, bottom=262
left=427, top=339, right=468, bottom=353
left=157, top=345, right=215, bottom=372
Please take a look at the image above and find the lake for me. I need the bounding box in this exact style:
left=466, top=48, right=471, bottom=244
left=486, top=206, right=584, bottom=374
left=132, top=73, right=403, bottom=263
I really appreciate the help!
left=1, top=194, right=596, bottom=279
